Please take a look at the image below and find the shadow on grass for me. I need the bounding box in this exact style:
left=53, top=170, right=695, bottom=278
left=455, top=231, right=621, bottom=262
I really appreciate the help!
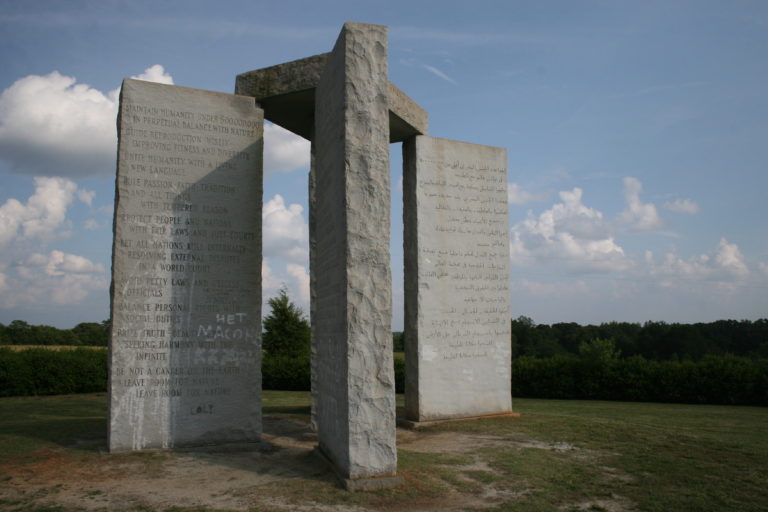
left=0, top=394, right=108, bottom=455
left=261, top=404, right=311, bottom=417
left=1, top=417, right=106, bottom=452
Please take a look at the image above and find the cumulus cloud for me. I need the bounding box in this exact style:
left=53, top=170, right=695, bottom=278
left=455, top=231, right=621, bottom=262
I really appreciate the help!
left=759, top=261, right=768, bottom=277
left=0, top=176, right=80, bottom=247
left=510, top=187, right=631, bottom=273
left=262, top=194, right=308, bottom=262
left=508, top=183, right=546, bottom=205
left=0, top=66, right=312, bottom=179
left=77, top=188, right=96, bottom=206
left=645, top=237, right=749, bottom=286
left=714, top=238, right=749, bottom=279
left=619, top=177, right=662, bottom=230
left=131, top=64, right=174, bottom=85
left=286, top=263, right=310, bottom=304
left=261, top=260, right=309, bottom=314
left=664, top=198, right=700, bottom=215
left=263, top=122, right=310, bottom=175
left=24, top=249, right=105, bottom=276
left=261, top=260, right=283, bottom=300
left=0, top=250, right=107, bottom=308
left=0, top=65, right=172, bottom=177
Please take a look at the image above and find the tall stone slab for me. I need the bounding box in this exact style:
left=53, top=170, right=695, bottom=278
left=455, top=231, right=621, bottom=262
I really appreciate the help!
left=109, top=79, right=263, bottom=451
left=403, top=135, right=512, bottom=423
left=313, top=22, right=397, bottom=482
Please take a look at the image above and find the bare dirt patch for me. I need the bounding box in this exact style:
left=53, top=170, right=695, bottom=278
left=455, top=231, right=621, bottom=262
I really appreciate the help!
left=0, top=417, right=634, bottom=512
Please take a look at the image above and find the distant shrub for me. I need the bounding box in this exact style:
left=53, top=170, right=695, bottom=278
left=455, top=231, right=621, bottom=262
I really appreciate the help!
left=394, top=355, right=405, bottom=394
left=0, top=347, right=107, bottom=397
left=262, top=354, right=310, bottom=391
left=512, top=355, right=768, bottom=406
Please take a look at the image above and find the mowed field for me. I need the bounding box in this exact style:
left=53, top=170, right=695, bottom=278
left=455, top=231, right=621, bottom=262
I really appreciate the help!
left=0, top=391, right=766, bottom=512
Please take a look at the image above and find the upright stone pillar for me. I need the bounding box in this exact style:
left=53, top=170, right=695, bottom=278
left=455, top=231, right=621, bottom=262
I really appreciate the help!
left=109, top=79, right=263, bottom=451
left=308, top=138, right=318, bottom=433
left=403, top=135, right=513, bottom=424
left=313, top=22, right=397, bottom=485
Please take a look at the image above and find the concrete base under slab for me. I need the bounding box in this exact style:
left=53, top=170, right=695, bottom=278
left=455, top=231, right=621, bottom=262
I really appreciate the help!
left=397, top=412, right=521, bottom=430
left=313, top=446, right=405, bottom=491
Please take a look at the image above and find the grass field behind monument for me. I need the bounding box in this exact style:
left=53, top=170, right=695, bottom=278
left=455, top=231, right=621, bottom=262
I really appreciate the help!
left=0, top=392, right=766, bottom=511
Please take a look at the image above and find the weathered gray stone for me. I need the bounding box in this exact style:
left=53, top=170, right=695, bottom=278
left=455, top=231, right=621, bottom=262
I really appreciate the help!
left=308, top=138, right=318, bottom=434
left=109, top=79, right=263, bottom=451
left=235, top=53, right=427, bottom=142
left=313, top=22, right=397, bottom=480
left=403, top=135, right=512, bottom=423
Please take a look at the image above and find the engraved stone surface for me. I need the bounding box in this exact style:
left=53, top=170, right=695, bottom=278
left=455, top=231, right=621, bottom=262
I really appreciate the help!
left=109, top=79, right=263, bottom=451
left=403, top=135, right=512, bottom=422
left=313, top=22, right=397, bottom=480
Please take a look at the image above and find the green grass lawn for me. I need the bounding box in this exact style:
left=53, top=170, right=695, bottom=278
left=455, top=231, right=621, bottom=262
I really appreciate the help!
left=1, top=392, right=766, bottom=511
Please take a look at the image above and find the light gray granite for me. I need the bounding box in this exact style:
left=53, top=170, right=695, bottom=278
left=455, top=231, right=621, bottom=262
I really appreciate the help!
left=235, top=53, right=427, bottom=142
left=403, top=135, right=512, bottom=423
left=313, top=22, right=397, bottom=480
left=109, top=79, right=263, bottom=451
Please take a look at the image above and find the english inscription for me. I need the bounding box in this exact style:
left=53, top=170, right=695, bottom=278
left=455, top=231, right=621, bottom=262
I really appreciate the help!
left=109, top=79, right=263, bottom=451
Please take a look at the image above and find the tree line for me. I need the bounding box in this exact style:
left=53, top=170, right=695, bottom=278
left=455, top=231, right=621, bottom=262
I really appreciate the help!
left=509, top=316, right=768, bottom=361
left=0, top=320, right=110, bottom=346
left=3, top=311, right=767, bottom=361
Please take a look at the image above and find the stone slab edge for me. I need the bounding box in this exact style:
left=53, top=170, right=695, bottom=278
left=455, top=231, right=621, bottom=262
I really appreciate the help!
left=397, top=412, right=522, bottom=430
left=235, top=53, right=427, bottom=137
left=313, top=447, right=404, bottom=491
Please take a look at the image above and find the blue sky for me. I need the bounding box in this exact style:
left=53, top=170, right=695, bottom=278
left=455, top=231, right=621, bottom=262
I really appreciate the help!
left=0, top=1, right=766, bottom=329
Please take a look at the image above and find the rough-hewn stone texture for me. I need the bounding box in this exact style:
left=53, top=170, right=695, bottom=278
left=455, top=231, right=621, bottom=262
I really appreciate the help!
left=235, top=54, right=427, bottom=142
left=403, top=135, right=512, bottom=423
left=110, top=79, right=263, bottom=451
left=308, top=139, right=318, bottom=433
left=313, top=22, right=397, bottom=480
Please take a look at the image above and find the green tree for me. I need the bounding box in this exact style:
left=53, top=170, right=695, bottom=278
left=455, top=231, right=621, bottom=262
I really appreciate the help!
left=262, top=288, right=310, bottom=357
left=7, top=320, right=33, bottom=345
left=71, top=322, right=109, bottom=346
left=392, top=331, right=404, bottom=352
left=579, top=337, right=621, bottom=363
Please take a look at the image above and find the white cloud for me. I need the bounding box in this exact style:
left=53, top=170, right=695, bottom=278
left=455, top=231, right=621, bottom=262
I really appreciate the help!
left=0, top=65, right=172, bottom=177
left=714, top=238, right=749, bottom=279
left=0, top=250, right=107, bottom=308
left=510, top=187, right=631, bottom=273
left=83, top=219, right=101, bottom=231
left=508, top=183, right=546, bottom=205
left=261, top=260, right=283, bottom=300
left=263, top=122, right=310, bottom=175
left=77, top=188, right=96, bottom=206
left=286, top=263, right=310, bottom=304
left=516, top=278, right=590, bottom=298
left=423, top=64, right=457, bottom=85
left=0, top=176, right=79, bottom=247
left=131, top=64, right=174, bottom=85
left=664, top=198, right=700, bottom=215
left=29, top=249, right=105, bottom=276
left=97, top=204, right=114, bottom=215
left=262, top=194, right=308, bottom=263
left=759, top=261, right=768, bottom=277
left=645, top=238, right=749, bottom=286
left=619, top=177, right=662, bottom=230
